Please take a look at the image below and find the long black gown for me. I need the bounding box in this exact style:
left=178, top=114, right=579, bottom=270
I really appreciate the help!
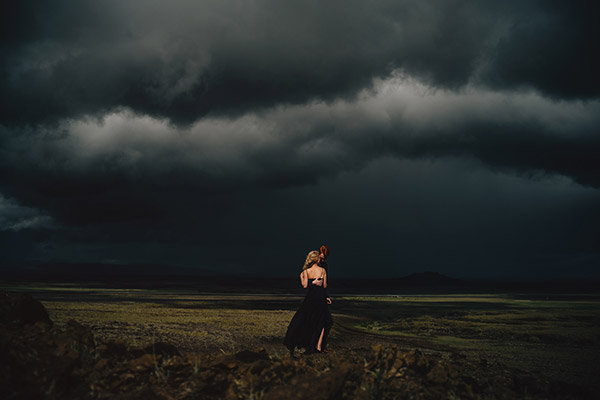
left=283, top=276, right=333, bottom=353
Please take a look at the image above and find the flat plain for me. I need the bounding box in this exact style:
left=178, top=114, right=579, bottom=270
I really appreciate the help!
left=3, top=284, right=600, bottom=396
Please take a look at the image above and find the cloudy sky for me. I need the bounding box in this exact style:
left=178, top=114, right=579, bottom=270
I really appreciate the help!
left=1, top=0, right=599, bottom=279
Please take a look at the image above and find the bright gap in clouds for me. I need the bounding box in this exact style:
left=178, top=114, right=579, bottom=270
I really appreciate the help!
left=27, top=75, right=598, bottom=190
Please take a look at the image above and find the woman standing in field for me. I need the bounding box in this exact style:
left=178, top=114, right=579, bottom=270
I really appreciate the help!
left=283, top=250, right=332, bottom=356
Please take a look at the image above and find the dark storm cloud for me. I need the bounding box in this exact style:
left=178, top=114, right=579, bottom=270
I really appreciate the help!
left=1, top=80, right=598, bottom=232
left=3, top=157, right=598, bottom=278
left=1, top=1, right=598, bottom=277
left=2, top=0, right=598, bottom=126
left=481, top=0, right=600, bottom=98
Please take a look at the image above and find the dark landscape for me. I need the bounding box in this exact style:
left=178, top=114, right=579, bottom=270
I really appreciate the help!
left=2, top=271, right=599, bottom=399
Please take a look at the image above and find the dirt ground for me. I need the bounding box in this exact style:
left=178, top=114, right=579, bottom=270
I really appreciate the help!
left=4, top=284, right=600, bottom=397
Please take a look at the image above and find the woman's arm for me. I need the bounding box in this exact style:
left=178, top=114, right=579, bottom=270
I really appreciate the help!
left=323, top=270, right=327, bottom=289
left=300, top=270, right=308, bottom=288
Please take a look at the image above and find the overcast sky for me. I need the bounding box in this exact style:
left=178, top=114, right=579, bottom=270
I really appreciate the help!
left=1, top=0, right=599, bottom=279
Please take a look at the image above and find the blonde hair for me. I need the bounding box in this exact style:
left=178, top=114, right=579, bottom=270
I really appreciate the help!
left=302, top=250, right=320, bottom=270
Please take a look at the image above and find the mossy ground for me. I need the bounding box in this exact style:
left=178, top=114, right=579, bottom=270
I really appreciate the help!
left=3, top=285, right=599, bottom=394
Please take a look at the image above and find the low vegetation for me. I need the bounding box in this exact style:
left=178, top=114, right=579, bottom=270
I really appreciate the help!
left=2, top=286, right=598, bottom=399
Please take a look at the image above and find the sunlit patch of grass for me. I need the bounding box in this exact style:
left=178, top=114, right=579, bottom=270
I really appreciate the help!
left=347, top=295, right=600, bottom=350
left=41, top=296, right=297, bottom=354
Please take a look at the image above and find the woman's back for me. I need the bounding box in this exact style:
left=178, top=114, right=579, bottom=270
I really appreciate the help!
left=304, top=265, right=325, bottom=280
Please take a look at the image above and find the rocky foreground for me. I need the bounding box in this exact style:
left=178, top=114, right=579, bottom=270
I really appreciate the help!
left=0, top=291, right=592, bottom=399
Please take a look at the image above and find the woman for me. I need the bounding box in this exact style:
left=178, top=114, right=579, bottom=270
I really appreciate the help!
left=283, top=250, right=332, bottom=356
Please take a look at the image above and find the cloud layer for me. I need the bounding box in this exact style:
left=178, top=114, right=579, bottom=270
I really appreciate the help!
left=2, top=1, right=598, bottom=126
left=1, top=1, right=598, bottom=277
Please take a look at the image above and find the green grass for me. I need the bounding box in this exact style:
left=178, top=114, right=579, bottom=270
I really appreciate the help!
left=42, top=296, right=296, bottom=353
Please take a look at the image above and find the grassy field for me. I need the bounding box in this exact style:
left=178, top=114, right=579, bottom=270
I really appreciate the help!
left=3, top=284, right=600, bottom=393
left=335, top=295, right=600, bottom=390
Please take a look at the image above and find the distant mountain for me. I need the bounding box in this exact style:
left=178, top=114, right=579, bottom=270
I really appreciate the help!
left=3, top=263, right=598, bottom=293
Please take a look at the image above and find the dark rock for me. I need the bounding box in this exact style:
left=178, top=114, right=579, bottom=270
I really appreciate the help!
left=0, top=305, right=96, bottom=399
left=262, top=364, right=352, bottom=400
left=141, top=341, right=180, bottom=357
left=97, top=340, right=129, bottom=359
left=249, top=359, right=271, bottom=374
left=0, top=291, right=52, bottom=326
left=403, top=348, right=423, bottom=367
left=64, top=319, right=95, bottom=348
left=234, top=348, right=270, bottom=363
left=129, top=353, right=156, bottom=371
left=427, top=362, right=448, bottom=383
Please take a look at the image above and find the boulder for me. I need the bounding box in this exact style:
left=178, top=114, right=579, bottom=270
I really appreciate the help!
left=0, top=291, right=52, bottom=326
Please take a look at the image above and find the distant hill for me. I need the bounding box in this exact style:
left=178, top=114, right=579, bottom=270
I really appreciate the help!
left=2, top=263, right=599, bottom=294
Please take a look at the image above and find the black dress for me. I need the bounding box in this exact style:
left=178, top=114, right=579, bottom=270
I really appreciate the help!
left=283, top=276, right=333, bottom=353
